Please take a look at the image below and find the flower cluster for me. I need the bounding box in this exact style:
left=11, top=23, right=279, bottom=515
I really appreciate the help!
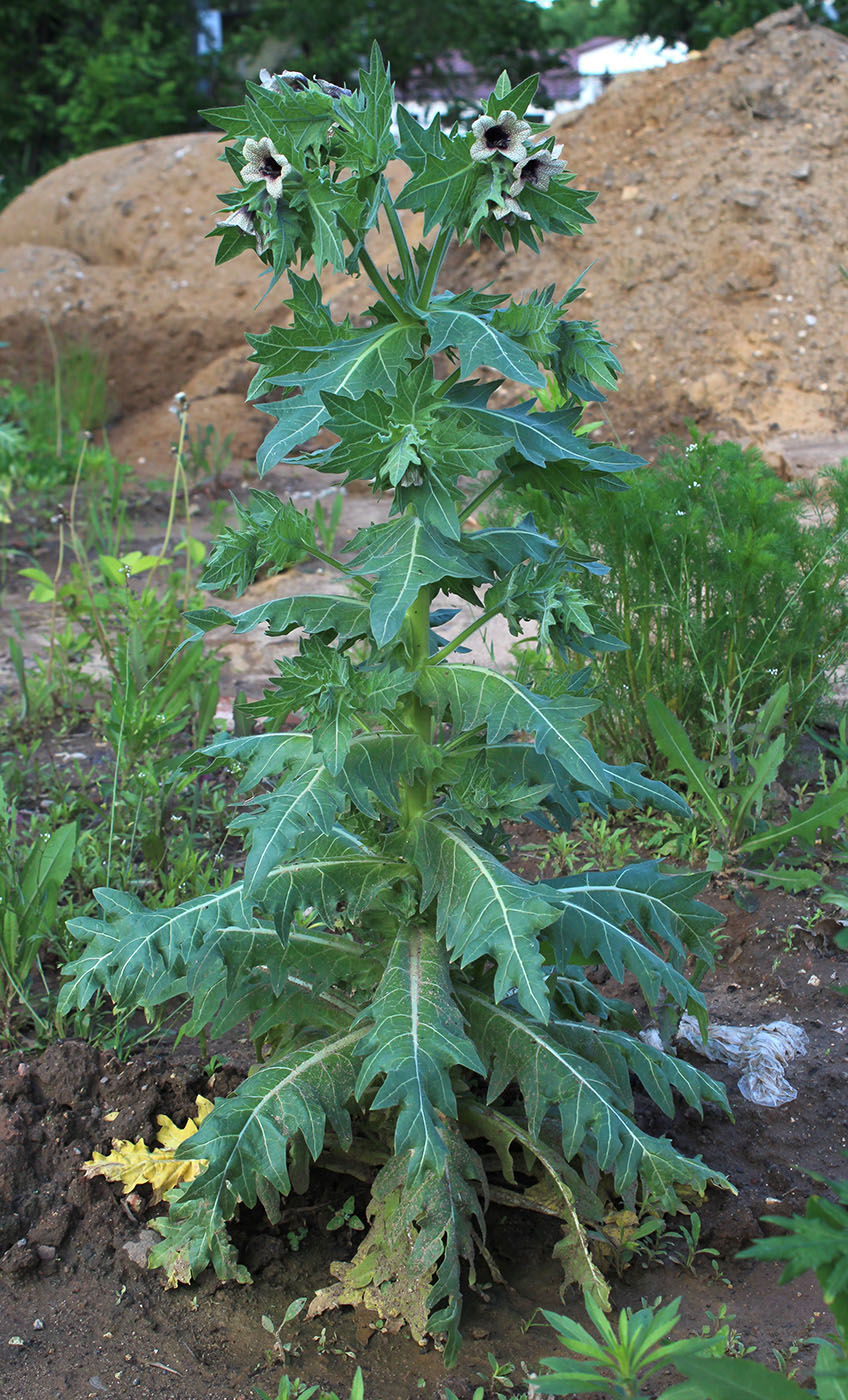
left=470, top=109, right=566, bottom=226
left=259, top=67, right=351, bottom=99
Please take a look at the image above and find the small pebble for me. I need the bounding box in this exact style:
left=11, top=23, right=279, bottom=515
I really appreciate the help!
left=33, top=1319, right=44, bottom=1331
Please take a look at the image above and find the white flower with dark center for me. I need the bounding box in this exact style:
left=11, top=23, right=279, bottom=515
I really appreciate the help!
left=216, top=206, right=267, bottom=255
left=240, top=137, right=291, bottom=200
left=217, top=206, right=255, bottom=236
left=510, top=145, right=566, bottom=195
left=492, top=195, right=531, bottom=223
left=470, top=111, right=532, bottom=163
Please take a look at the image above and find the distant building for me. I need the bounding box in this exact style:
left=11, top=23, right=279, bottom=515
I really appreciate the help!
left=395, top=36, right=688, bottom=123
left=562, top=35, right=689, bottom=110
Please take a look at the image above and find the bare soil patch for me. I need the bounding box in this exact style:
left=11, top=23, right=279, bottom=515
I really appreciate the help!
left=1, top=886, right=846, bottom=1400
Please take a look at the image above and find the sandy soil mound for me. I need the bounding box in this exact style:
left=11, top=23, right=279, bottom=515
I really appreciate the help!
left=0, top=6, right=846, bottom=477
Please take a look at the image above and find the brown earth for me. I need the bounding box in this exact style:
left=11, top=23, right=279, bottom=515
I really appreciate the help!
left=1, top=7, right=847, bottom=483
left=1, top=886, right=847, bottom=1400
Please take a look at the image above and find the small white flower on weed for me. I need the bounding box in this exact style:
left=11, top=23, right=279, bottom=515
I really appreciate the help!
left=470, top=111, right=532, bottom=163
left=217, top=206, right=255, bottom=236
left=240, top=136, right=291, bottom=200
left=511, top=145, right=566, bottom=194
left=491, top=195, right=532, bottom=223
left=216, top=206, right=267, bottom=255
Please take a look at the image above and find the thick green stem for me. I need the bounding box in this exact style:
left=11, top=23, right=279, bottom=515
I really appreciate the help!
left=418, top=225, right=453, bottom=304
left=434, top=367, right=462, bottom=399
left=399, top=585, right=434, bottom=825
left=384, top=199, right=417, bottom=293
left=339, top=217, right=409, bottom=321
left=460, top=472, right=506, bottom=523
left=427, top=605, right=502, bottom=666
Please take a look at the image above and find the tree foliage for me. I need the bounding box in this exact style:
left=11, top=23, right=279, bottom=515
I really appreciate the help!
left=545, top=0, right=848, bottom=49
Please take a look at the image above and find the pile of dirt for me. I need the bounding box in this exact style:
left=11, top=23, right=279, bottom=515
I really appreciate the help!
left=1, top=7, right=846, bottom=479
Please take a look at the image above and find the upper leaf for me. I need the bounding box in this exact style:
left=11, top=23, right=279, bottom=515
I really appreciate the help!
left=184, top=595, right=370, bottom=645
left=345, top=517, right=486, bottom=645
left=417, top=663, right=608, bottom=793
left=449, top=382, right=644, bottom=478
left=424, top=293, right=546, bottom=388
left=395, top=107, right=476, bottom=234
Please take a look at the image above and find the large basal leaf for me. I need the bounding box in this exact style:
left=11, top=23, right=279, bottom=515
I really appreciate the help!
left=184, top=596, right=369, bottom=646
left=552, top=1020, right=730, bottom=1121
left=418, top=663, right=608, bottom=794
left=262, top=827, right=407, bottom=942
left=179, top=921, right=291, bottom=1039
left=424, top=297, right=545, bottom=388
left=543, top=862, right=720, bottom=1016
left=59, top=884, right=256, bottom=1014
left=315, top=1124, right=485, bottom=1365
left=355, top=926, right=484, bottom=1178
left=235, top=758, right=344, bottom=889
left=601, top=760, right=692, bottom=821
left=249, top=926, right=385, bottom=1048
left=412, top=817, right=560, bottom=1022
left=345, top=517, right=485, bottom=645
left=462, top=989, right=729, bottom=1210
left=150, top=1029, right=365, bottom=1285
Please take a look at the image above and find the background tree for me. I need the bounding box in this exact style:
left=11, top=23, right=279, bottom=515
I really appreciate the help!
left=0, top=0, right=553, bottom=209
left=544, top=0, right=848, bottom=49
left=220, top=0, right=552, bottom=104
left=0, top=0, right=209, bottom=205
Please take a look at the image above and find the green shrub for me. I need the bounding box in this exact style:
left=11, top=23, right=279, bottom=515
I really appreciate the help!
left=506, top=431, right=848, bottom=765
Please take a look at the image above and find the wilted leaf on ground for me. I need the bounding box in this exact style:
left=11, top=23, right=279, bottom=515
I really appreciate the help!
left=82, top=1096, right=214, bottom=1202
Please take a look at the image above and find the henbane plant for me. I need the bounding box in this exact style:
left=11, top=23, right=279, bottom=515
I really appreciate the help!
left=60, top=48, right=731, bottom=1360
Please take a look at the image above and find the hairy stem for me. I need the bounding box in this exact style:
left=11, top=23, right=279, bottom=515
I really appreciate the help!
left=427, top=605, right=502, bottom=666
left=399, top=586, right=434, bottom=825
left=384, top=198, right=417, bottom=293
left=460, top=473, right=506, bottom=523
left=339, top=218, right=410, bottom=321
left=418, top=225, right=453, bottom=304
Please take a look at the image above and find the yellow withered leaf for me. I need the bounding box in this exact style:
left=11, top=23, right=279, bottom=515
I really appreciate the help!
left=83, top=1095, right=213, bottom=1203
